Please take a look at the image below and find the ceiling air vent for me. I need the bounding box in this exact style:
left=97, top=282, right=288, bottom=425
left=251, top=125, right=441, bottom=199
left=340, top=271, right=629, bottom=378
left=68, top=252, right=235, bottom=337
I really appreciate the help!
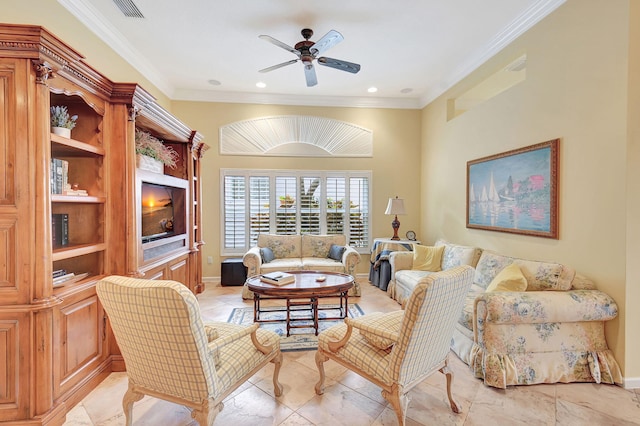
left=112, top=0, right=144, bottom=18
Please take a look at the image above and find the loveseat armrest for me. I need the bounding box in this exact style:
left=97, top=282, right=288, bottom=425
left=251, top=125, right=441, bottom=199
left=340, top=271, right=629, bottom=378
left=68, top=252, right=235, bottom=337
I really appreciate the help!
left=474, top=289, right=617, bottom=328
left=342, top=245, right=361, bottom=276
left=471, top=289, right=621, bottom=388
left=389, top=251, right=414, bottom=277
left=243, top=246, right=262, bottom=277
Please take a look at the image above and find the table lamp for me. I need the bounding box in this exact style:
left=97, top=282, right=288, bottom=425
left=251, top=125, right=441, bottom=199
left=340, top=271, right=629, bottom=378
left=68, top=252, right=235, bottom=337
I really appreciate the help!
left=385, top=196, right=406, bottom=240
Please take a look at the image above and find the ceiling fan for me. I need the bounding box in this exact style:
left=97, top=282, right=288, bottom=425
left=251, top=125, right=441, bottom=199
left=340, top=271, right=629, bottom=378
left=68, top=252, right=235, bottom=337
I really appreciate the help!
left=258, top=28, right=361, bottom=87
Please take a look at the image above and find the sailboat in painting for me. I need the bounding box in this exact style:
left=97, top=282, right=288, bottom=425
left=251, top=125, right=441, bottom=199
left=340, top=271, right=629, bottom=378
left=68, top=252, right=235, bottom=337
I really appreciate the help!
left=480, top=186, right=488, bottom=202
left=499, top=175, right=515, bottom=201
left=488, top=172, right=500, bottom=202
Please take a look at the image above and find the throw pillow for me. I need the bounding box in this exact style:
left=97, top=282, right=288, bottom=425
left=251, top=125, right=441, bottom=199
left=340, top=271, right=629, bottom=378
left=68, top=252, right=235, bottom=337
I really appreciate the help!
left=327, top=244, right=346, bottom=261
left=204, top=325, right=219, bottom=342
left=354, top=311, right=404, bottom=350
left=260, top=247, right=275, bottom=264
left=486, top=263, right=528, bottom=292
left=412, top=245, right=445, bottom=272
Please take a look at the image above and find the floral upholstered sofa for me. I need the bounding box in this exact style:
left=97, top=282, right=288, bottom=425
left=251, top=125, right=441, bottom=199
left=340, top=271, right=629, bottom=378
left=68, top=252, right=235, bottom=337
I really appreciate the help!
left=387, top=240, right=622, bottom=388
left=242, top=234, right=361, bottom=299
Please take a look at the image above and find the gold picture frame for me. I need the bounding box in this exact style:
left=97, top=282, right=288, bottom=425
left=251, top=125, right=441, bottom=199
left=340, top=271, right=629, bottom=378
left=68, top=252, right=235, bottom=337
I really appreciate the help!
left=466, top=139, right=559, bottom=239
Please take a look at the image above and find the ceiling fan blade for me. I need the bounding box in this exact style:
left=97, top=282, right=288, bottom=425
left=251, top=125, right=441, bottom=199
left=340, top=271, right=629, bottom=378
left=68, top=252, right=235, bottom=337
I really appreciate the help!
left=317, top=57, right=361, bottom=74
left=259, top=35, right=301, bottom=57
left=259, top=59, right=299, bottom=73
left=309, top=29, right=343, bottom=56
left=304, top=64, right=318, bottom=87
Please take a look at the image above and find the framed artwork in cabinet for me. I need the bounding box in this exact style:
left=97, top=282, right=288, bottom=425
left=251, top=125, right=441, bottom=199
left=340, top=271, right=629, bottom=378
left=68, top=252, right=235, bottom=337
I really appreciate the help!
left=466, top=139, right=559, bottom=239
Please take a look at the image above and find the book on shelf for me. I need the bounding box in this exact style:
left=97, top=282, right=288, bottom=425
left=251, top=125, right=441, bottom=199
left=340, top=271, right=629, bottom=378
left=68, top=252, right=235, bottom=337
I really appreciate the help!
left=260, top=271, right=295, bottom=286
left=50, top=158, right=69, bottom=195
left=62, top=159, right=68, bottom=190
left=52, top=272, right=89, bottom=287
left=51, top=213, right=69, bottom=247
left=52, top=269, right=67, bottom=279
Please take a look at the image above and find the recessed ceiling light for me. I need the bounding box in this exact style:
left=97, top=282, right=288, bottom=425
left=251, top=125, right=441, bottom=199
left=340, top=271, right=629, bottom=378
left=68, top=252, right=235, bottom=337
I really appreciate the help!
left=256, top=82, right=267, bottom=88
left=367, top=87, right=378, bottom=93
left=207, top=79, right=221, bottom=86
left=400, top=88, right=413, bottom=94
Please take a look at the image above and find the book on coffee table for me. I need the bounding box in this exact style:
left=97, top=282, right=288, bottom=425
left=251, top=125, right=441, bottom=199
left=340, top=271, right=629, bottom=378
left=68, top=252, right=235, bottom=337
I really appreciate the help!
left=260, top=272, right=295, bottom=285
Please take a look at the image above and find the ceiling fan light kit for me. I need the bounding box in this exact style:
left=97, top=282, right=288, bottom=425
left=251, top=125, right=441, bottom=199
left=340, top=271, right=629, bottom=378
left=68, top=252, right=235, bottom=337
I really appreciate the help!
left=259, top=28, right=361, bottom=87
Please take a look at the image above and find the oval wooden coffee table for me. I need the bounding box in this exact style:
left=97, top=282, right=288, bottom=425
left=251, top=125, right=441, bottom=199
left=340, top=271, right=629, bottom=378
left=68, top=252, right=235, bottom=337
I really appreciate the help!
left=246, top=271, right=354, bottom=336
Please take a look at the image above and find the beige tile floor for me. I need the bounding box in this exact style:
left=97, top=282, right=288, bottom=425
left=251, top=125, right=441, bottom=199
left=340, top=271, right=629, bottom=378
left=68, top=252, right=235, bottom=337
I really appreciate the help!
left=65, top=279, right=640, bottom=426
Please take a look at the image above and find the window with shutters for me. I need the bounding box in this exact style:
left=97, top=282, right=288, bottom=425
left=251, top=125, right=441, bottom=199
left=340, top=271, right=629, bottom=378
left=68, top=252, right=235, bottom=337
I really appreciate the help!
left=221, top=169, right=371, bottom=255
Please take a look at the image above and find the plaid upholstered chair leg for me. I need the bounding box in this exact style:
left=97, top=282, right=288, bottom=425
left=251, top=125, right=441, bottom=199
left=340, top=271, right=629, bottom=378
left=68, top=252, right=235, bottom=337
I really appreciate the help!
left=98, top=276, right=283, bottom=426
left=315, top=266, right=474, bottom=425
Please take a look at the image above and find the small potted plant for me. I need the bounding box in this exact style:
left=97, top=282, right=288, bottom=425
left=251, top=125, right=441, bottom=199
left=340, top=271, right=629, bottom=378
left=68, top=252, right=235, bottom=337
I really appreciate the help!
left=50, top=105, right=78, bottom=138
left=279, top=194, right=295, bottom=208
left=135, top=129, right=179, bottom=172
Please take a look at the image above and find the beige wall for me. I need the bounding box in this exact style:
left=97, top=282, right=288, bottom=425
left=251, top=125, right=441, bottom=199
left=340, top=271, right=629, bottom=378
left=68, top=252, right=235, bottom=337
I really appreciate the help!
left=421, top=0, right=638, bottom=381
left=172, top=101, right=422, bottom=276
left=625, top=0, right=640, bottom=385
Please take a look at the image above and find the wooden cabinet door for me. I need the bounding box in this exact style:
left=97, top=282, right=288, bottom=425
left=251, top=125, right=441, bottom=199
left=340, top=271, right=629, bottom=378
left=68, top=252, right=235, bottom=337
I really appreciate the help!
left=167, top=255, right=189, bottom=285
left=52, top=287, right=107, bottom=400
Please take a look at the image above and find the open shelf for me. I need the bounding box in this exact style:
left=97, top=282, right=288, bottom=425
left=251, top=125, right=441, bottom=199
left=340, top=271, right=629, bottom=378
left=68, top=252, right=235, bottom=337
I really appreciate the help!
left=51, top=133, right=105, bottom=156
left=52, top=243, right=107, bottom=261
left=51, top=194, right=106, bottom=203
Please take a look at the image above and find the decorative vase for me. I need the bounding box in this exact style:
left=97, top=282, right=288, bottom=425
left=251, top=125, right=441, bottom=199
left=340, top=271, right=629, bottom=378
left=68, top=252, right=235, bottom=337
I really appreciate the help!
left=51, top=126, right=71, bottom=138
left=136, top=154, right=164, bottom=174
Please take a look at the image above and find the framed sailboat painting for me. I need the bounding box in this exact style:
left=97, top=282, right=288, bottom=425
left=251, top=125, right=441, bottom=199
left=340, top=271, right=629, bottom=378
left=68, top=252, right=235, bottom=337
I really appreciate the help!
left=466, top=139, right=559, bottom=239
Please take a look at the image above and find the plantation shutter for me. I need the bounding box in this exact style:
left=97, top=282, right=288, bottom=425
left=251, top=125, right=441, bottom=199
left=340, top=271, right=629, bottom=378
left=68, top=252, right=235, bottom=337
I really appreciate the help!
left=349, top=177, right=369, bottom=248
left=275, top=176, right=297, bottom=234
left=326, top=177, right=346, bottom=235
left=300, top=177, right=321, bottom=234
left=223, top=175, right=246, bottom=249
left=249, top=176, right=270, bottom=246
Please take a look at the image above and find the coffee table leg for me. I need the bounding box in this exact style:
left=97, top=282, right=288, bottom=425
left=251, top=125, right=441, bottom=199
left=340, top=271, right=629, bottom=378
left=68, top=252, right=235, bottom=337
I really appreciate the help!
left=309, top=297, right=317, bottom=335
left=343, top=291, right=349, bottom=318
left=253, top=293, right=259, bottom=322
left=286, top=298, right=291, bottom=337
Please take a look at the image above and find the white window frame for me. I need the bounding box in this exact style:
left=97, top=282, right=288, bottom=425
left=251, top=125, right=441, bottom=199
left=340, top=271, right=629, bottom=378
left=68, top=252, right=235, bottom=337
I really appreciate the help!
left=220, top=168, right=372, bottom=256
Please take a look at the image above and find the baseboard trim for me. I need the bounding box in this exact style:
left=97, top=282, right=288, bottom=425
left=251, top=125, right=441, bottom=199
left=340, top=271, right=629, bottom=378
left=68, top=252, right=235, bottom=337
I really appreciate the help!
left=623, top=376, right=640, bottom=389
left=203, top=276, right=221, bottom=287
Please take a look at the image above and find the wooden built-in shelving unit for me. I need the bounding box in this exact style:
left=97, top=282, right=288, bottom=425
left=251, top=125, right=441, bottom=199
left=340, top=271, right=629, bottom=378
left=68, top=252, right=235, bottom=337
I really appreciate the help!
left=0, top=23, right=208, bottom=425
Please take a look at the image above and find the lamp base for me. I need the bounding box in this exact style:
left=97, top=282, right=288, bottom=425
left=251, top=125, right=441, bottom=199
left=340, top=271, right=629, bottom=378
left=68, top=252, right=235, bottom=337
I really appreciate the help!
left=390, top=215, right=400, bottom=240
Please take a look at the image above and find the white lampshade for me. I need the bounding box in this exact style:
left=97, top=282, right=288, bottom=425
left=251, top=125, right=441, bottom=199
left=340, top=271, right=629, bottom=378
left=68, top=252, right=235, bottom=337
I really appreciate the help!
left=385, top=197, right=406, bottom=215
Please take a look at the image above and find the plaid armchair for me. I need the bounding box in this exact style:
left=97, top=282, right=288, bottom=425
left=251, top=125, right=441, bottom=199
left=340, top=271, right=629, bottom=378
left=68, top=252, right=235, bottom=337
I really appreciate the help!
left=315, top=265, right=474, bottom=425
left=97, top=276, right=283, bottom=426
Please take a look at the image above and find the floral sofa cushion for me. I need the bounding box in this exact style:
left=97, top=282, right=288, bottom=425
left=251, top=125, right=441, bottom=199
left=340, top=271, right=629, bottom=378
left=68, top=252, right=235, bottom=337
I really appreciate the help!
left=257, top=234, right=302, bottom=259
left=474, top=250, right=576, bottom=291
left=301, top=234, right=346, bottom=258
left=435, top=240, right=483, bottom=270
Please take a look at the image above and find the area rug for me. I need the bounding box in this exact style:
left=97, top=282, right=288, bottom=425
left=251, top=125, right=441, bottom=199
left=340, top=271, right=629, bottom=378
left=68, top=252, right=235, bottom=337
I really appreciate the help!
left=227, top=304, right=364, bottom=352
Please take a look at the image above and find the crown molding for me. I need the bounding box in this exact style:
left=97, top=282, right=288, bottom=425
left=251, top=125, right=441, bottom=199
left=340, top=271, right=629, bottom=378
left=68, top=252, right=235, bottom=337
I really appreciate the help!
left=172, top=89, right=422, bottom=109
left=419, top=0, right=566, bottom=107
left=57, top=0, right=173, bottom=95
